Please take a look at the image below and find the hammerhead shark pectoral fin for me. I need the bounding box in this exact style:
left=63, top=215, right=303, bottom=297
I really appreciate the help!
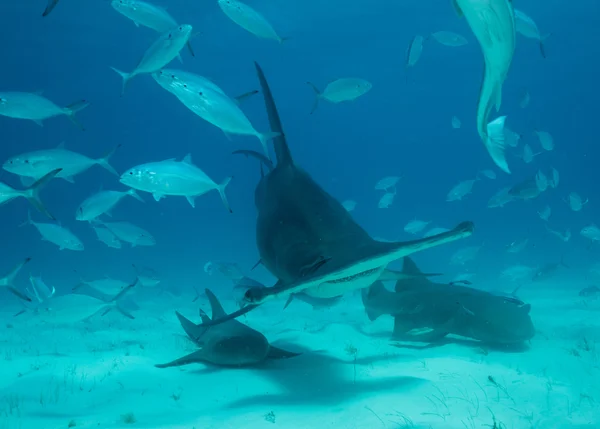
left=155, top=350, right=206, bottom=369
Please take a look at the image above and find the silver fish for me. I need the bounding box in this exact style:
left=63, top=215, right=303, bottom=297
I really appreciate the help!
left=0, top=92, right=89, bottom=129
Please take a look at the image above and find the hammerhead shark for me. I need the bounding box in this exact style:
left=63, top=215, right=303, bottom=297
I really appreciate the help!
left=155, top=289, right=300, bottom=368
left=198, top=62, right=474, bottom=327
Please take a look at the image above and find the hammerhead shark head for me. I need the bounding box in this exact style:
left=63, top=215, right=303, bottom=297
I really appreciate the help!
left=198, top=62, right=474, bottom=327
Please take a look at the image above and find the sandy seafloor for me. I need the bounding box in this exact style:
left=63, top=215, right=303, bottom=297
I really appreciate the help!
left=1, top=286, right=599, bottom=429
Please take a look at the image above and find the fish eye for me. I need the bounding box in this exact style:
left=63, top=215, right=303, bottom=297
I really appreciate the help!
left=198, top=91, right=203, bottom=96
left=24, top=160, right=29, bottom=164
left=129, top=171, right=133, bottom=175
left=179, top=26, right=182, bottom=30
left=0, top=98, right=6, bottom=104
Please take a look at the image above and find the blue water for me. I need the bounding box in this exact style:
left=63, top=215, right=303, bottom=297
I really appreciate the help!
left=0, top=1, right=599, bottom=426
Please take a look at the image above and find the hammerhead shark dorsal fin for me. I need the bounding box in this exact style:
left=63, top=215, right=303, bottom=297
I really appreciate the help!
left=396, top=256, right=433, bottom=292
left=254, top=61, right=292, bottom=168
left=205, top=288, right=227, bottom=319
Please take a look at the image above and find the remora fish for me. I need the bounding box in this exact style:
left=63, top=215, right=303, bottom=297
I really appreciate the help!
left=453, top=0, right=516, bottom=174
left=0, top=168, right=61, bottom=220
left=0, top=92, right=89, bottom=129
left=111, top=0, right=196, bottom=57
left=120, top=154, right=233, bottom=212
left=197, top=62, right=474, bottom=327
left=111, top=24, right=193, bottom=96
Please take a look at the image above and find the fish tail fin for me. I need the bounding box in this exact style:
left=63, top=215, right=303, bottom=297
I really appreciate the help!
left=539, top=34, right=551, bottom=59
left=258, top=131, right=280, bottom=160
left=96, top=144, right=121, bottom=176
left=1, top=257, right=32, bottom=302
left=18, top=210, right=34, bottom=229
left=107, top=277, right=139, bottom=304
left=484, top=116, right=510, bottom=174
left=283, top=294, right=294, bottom=310
left=216, top=176, right=233, bottom=213
left=307, top=82, right=321, bottom=114
left=233, top=90, right=259, bottom=105
left=42, top=0, right=60, bottom=16
left=24, top=168, right=62, bottom=220
left=63, top=100, right=90, bottom=130
left=110, top=67, right=131, bottom=97
left=126, top=189, right=145, bottom=203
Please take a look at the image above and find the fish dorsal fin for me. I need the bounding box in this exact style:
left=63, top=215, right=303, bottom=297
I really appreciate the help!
left=396, top=257, right=433, bottom=292
left=204, top=289, right=227, bottom=319
left=254, top=62, right=292, bottom=168
left=182, top=153, right=193, bottom=164
left=56, top=141, right=66, bottom=149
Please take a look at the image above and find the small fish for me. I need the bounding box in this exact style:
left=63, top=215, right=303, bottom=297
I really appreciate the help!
left=514, top=9, right=550, bottom=58
left=532, top=259, right=568, bottom=282
left=406, top=35, right=425, bottom=68
left=534, top=130, right=554, bottom=151
left=111, top=25, right=193, bottom=96
left=538, top=205, right=551, bottom=221
left=378, top=192, right=395, bottom=209
left=535, top=170, right=548, bottom=192
left=451, top=116, right=462, bottom=129
left=132, top=264, right=161, bottom=287
left=446, top=178, right=478, bottom=202
left=22, top=212, right=84, bottom=251
left=153, top=71, right=274, bottom=158
left=342, top=199, right=357, bottom=212
left=99, top=221, right=155, bottom=247
left=579, top=285, right=600, bottom=298
left=429, top=31, right=468, bottom=47
left=509, top=176, right=541, bottom=200
left=501, top=265, right=534, bottom=281
left=203, top=261, right=245, bottom=282
left=42, top=0, right=60, bottom=16
left=0, top=168, right=60, bottom=220
left=0, top=92, right=89, bottom=129
left=375, top=176, right=401, bottom=192
left=3, top=142, right=118, bottom=184
left=581, top=225, right=600, bottom=242
left=550, top=167, right=559, bottom=188
left=404, top=219, right=430, bottom=235
left=307, top=78, right=372, bottom=114
left=519, top=89, right=530, bottom=108
left=521, top=144, right=539, bottom=164
left=93, top=226, right=122, bottom=249
left=478, top=169, right=496, bottom=180
left=506, top=238, right=528, bottom=253
left=111, top=0, right=195, bottom=57
left=218, top=0, right=287, bottom=43
left=453, top=0, right=516, bottom=174
left=566, top=192, right=588, bottom=212
left=450, top=245, right=482, bottom=265
left=545, top=225, right=571, bottom=242
left=120, top=154, right=233, bottom=212
left=76, top=189, right=144, bottom=221
left=487, top=186, right=513, bottom=208
left=504, top=127, right=521, bottom=148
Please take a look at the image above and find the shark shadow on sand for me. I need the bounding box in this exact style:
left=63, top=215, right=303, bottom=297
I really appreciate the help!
left=198, top=62, right=475, bottom=327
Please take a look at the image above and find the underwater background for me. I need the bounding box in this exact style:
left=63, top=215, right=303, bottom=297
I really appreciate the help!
left=1, top=0, right=600, bottom=428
